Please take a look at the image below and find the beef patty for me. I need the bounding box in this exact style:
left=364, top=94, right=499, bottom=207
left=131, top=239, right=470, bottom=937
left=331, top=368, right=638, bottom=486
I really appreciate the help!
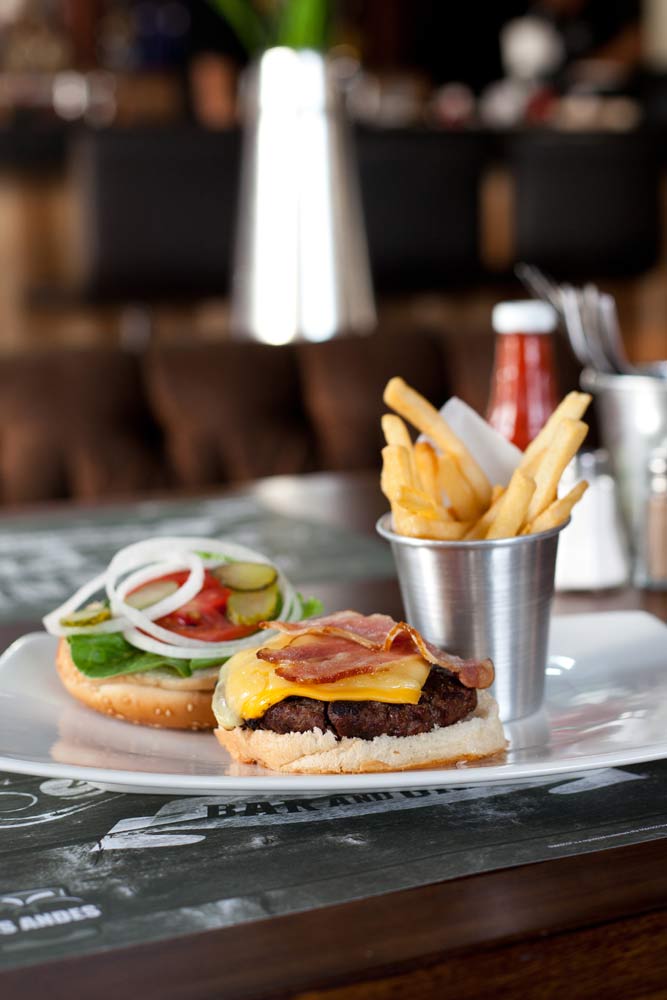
left=245, top=667, right=477, bottom=741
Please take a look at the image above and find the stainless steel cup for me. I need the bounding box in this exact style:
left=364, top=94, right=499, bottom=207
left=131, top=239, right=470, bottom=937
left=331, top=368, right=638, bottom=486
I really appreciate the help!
left=581, top=366, right=667, bottom=548
left=376, top=514, right=568, bottom=721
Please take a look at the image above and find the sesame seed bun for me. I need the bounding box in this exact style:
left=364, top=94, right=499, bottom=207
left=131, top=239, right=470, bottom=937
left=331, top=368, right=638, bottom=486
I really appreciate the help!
left=56, top=638, right=217, bottom=730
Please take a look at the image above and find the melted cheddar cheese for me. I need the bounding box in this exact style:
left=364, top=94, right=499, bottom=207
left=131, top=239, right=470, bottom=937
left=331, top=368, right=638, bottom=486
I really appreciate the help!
left=212, top=633, right=430, bottom=730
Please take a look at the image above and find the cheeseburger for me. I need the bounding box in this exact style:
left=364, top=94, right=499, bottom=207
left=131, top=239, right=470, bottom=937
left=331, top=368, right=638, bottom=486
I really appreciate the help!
left=213, top=610, right=505, bottom=773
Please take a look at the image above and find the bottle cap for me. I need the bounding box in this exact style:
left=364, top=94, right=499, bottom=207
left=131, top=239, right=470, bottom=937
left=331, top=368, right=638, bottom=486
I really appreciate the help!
left=492, top=300, right=558, bottom=334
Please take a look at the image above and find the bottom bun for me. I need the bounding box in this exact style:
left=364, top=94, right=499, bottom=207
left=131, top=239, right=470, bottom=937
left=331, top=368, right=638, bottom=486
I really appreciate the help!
left=215, top=690, right=505, bottom=774
left=56, top=639, right=216, bottom=730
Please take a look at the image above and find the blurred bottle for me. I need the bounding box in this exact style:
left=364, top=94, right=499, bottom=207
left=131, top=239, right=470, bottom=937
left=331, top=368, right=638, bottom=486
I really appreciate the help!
left=486, top=300, right=559, bottom=450
left=637, top=442, right=667, bottom=589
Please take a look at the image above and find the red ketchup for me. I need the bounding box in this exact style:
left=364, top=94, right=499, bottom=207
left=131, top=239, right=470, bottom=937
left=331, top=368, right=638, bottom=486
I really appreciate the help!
left=486, top=300, right=559, bottom=451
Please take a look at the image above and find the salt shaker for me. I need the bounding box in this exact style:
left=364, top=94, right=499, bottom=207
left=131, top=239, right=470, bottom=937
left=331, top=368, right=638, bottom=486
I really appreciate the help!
left=555, top=450, right=630, bottom=591
left=641, top=444, right=667, bottom=588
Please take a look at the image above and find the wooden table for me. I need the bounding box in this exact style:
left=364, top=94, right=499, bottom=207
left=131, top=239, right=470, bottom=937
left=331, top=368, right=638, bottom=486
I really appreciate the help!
left=1, top=471, right=666, bottom=1000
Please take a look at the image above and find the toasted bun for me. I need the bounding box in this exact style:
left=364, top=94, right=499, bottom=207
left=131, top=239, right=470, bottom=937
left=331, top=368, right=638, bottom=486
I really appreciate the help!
left=215, top=690, right=505, bottom=773
left=56, top=639, right=216, bottom=730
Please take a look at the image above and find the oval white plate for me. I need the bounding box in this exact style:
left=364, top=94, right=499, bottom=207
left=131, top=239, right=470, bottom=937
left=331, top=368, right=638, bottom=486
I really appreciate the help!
left=0, top=612, right=666, bottom=794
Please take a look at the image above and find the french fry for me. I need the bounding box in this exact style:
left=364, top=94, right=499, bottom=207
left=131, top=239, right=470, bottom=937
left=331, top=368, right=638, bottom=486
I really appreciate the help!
left=524, top=480, right=589, bottom=534
left=519, top=392, right=591, bottom=473
left=397, top=512, right=470, bottom=540
left=463, top=487, right=506, bottom=539
left=413, top=441, right=440, bottom=504
left=485, top=470, right=536, bottom=540
left=382, top=413, right=418, bottom=487
left=381, top=444, right=413, bottom=533
left=437, top=452, right=482, bottom=522
left=525, top=418, right=588, bottom=523
left=521, top=448, right=545, bottom=478
left=381, top=444, right=412, bottom=498
left=491, top=484, right=504, bottom=503
left=397, top=485, right=451, bottom=521
left=381, top=413, right=413, bottom=451
left=384, top=377, right=492, bottom=507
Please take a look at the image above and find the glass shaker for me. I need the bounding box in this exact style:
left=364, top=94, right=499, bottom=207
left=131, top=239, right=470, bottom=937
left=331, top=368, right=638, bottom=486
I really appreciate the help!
left=555, top=450, right=630, bottom=591
left=637, top=443, right=667, bottom=589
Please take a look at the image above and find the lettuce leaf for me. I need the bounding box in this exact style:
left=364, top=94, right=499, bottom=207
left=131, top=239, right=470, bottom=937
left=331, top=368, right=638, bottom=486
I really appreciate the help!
left=297, top=593, right=323, bottom=619
left=67, top=634, right=225, bottom=680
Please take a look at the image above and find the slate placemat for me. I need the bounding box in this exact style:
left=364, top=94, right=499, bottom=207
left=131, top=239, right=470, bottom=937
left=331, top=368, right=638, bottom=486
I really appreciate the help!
left=2, top=762, right=667, bottom=970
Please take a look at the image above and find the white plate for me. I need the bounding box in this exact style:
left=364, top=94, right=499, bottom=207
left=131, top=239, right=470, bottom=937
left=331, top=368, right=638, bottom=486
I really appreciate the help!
left=0, top=612, right=666, bottom=794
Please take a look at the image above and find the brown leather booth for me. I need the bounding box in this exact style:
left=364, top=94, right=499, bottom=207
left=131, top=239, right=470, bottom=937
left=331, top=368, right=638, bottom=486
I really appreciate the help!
left=0, top=348, right=165, bottom=504
left=0, top=329, right=582, bottom=505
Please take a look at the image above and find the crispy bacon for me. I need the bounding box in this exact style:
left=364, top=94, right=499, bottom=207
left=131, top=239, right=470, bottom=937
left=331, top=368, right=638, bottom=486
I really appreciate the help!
left=260, top=611, right=395, bottom=649
left=384, top=622, right=494, bottom=689
left=257, top=637, right=407, bottom=683
left=259, top=611, right=494, bottom=689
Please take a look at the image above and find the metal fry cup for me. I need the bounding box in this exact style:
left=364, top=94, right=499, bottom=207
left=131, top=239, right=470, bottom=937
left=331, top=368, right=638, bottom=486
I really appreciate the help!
left=376, top=514, right=569, bottom=721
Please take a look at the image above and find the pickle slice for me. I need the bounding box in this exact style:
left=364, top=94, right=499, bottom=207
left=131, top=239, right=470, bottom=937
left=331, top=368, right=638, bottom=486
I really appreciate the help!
left=212, top=561, right=278, bottom=592
left=126, top=579, right=179, bottom=610
left=60, top=602, right=111, bottom=627
left=227, top=583, right=280, bottom=626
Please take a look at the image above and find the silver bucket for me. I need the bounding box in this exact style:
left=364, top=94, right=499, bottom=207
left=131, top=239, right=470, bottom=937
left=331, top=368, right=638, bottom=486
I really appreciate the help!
left=581, top=365, right=667, bottom=549
left=231, top=47, right=376, bottom=345
left=376, top=514, right=568, bottom=721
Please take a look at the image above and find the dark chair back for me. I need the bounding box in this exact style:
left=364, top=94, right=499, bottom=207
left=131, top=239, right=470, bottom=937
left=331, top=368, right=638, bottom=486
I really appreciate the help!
left=145, top=341, right=315, bottom=485
left=511, top=131, right=661, bottom=279
left=297, top=330, right=451, bottom=470
left=0, top=348, right=164, bottom=503
left=356, top=128, right=489, bottom=290
left=74, top=127, right=241, bottom=299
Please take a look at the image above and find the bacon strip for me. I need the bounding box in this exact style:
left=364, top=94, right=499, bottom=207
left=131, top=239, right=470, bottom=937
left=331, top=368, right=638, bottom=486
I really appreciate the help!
left=385, top=624, right=494, bottom=689
left=257, top=637, right=408, bottom=684
left=260, top=611, right=395, bottom=649
left=260, top=611, right=494, bottom=689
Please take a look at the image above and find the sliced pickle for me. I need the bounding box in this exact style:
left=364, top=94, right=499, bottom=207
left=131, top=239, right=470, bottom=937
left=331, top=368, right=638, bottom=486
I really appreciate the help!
left=212, top=561, right=278, bottom=592
left=60, top=602, right=111, bottom=627
left=126, top=579, right=179, bottom=610
left=227, top=583, right=280, bottom=626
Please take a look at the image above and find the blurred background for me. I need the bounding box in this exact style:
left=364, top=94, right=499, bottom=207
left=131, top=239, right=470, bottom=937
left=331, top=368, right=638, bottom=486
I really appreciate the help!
left=1, top=0, right=666, bottom=506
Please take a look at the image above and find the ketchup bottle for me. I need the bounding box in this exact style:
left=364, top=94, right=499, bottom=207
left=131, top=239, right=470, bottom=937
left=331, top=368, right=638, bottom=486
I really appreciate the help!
left=486, top=300, right=559, bottom=450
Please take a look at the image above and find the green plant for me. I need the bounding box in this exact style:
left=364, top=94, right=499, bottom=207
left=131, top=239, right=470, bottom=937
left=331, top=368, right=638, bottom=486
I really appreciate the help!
left=208, top=0, right=330, bottom=54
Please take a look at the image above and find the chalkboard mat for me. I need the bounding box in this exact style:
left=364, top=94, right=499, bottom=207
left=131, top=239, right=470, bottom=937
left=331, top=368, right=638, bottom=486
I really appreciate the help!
left=2, top=762, right=667, bottom=970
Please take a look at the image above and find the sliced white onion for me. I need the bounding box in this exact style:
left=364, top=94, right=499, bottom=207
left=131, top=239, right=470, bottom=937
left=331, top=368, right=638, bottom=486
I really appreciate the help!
left=42, top=572, right=122, bottom=636
left=112, top=555, right=204, bottom=621
left=104, top=536, right=272, bottom=588
left=45, top=535, right=302, bottom=656
left=47, top=618, right=133, bottom=638
left=108, top=540, right=297, bottom=653
left=121, top=626, right=280, bottom=660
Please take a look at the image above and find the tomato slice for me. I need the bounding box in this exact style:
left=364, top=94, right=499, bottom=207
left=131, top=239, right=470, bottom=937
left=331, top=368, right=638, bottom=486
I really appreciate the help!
left=129, top=570, right=256, bottom=643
